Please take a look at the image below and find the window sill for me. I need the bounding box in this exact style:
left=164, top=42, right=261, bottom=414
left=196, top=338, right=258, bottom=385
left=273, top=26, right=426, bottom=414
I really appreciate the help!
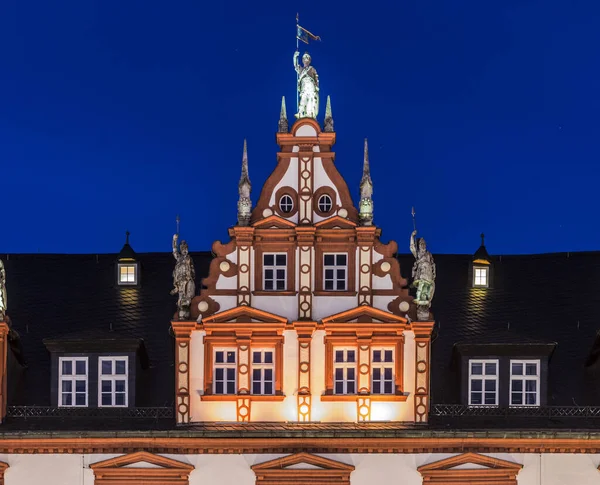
left=313, top=291, right=357, bottom=297
left=200, top=393, right=286, bottom=402
left=252, top=291, right=298, bottom=296
left=321, top=393, right=408, bottom=402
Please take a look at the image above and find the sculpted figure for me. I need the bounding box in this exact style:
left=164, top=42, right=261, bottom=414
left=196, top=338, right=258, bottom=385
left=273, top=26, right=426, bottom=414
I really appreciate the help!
left=0, top=260, right=6, bottom=321
left=293, top=51, right=319, bottom=119
left=410, top=230, right=436, bottom=319
left=171, top=234, right=196, bottom=320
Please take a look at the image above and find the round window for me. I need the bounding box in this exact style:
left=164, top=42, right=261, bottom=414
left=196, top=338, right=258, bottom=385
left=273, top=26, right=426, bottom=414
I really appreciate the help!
left=279, top=194, right=294, bottom=214
left=318, top=194, right=333, bottom=213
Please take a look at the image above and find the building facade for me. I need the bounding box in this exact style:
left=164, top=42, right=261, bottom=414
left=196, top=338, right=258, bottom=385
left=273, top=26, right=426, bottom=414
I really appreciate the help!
left=0, top=53, right=600, bottom=485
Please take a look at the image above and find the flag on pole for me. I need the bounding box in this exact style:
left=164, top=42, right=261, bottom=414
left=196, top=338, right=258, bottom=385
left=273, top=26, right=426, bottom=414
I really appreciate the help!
left=297, top=25, right=321, bottom=44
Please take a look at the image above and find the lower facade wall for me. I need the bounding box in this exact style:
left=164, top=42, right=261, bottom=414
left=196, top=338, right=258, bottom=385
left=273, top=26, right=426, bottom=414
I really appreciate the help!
left=0, top=452, right=600, bottom=484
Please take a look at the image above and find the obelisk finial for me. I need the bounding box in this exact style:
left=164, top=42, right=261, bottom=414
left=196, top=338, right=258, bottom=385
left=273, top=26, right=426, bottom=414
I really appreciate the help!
left=359, top=138, right=374, bottom=226
left=237, top=139, right=252, bottom=226
left=324, top=95, right=334, bottom=132
left=278, top=96, right=288, bottom=133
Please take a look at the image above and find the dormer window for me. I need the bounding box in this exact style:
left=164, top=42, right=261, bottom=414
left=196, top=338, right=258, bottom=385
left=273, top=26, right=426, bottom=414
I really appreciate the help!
left=118, top=264, right=137, bottom=285
left=473, top=266, right=488, bottom=287
left=318, top=194, right=332, bottom=213
left=279, top=194, right=294, bottom=214
left=116, top=231, right=140, bottom=287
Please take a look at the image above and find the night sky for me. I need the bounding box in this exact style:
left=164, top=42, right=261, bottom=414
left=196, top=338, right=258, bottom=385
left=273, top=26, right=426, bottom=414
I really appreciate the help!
left=2, top=1, right=599, bottom=255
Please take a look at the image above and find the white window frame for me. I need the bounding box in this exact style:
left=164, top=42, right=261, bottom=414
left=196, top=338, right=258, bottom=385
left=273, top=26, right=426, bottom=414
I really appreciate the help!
left=251, top=349, right=275, bottom=395
left=98, top=356, right=129, bottom=407
left=263, top=253, right=287, bottom=291
left=318, top=194, right=333, bottom=213
left=371, top=347, right=395, bottom=395
left=510, top=359, right=540, bottom=407
left=58, top=357, right=89, bottom=407
left=213, top=348, right=237, bottom=395
left=333, top=347, right=357, bottom=395
left=279, top=194, right=294, bottom=214
left=473, top=266, right=489, bottom=287
left=468, top=359, right=499, bottom=406
left=118, top=263, right=138, bottom=285
left=323, top=253, right=348, bottom=291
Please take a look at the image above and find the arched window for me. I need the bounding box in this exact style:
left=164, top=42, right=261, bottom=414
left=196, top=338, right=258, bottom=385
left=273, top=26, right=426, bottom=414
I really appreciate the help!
left=318, top=194, right=332, bottom=213
left=279, top=195, right=294, bottom=214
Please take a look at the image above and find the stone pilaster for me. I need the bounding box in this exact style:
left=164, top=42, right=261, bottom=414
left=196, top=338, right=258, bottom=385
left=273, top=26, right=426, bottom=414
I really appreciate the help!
left=356, top=227, right=377, bottom=307
left=412, top=321, right=435, bottom=423
left=232, top=227, right=254, bottom=306
left=171, top=321, right=196, bottom=424
left=294, top=321, right=316, bottom=422
left=296, top=227, right=315, bottom=320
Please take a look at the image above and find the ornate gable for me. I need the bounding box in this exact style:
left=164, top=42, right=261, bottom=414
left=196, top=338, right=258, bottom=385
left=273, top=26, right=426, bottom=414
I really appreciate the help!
left=418, top=453, right=523, bottom=484
left=202, top=306, right=288, bottom=325
left=322, top=306, right=408, bottom=325
left=90, top=451, right=194, bottom=484
left=252, top=452, right=354, bottom=485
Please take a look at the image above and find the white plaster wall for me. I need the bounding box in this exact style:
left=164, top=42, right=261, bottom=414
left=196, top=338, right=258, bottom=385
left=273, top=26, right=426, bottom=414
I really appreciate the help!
left=210, top=295, right=237, bottom=313
left=1, top=452, right=600, bottom=485
left=312, top=155, right=341, bottom=224
left=268, top=157, right=299, bottom=225
left=296, top=124, right=317, bottom=137
left=312, top=296, right=357, bottom=320
left=252, top=295, right=297, bottom=321
left=215, top=274, right=237, bottom=290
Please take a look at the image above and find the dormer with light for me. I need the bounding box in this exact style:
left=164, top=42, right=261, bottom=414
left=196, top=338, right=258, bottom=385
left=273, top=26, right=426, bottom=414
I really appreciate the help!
left=471, top=233, right=492, bottom=288
left=116, top=231, right=140, bottom=287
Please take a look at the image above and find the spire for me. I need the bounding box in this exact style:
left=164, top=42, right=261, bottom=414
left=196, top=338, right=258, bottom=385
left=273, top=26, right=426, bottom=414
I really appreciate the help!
left=473, top=232, right=491, bottom=264
left=359, top=138, right=374, bottom=226
left=237, top=139, right=252, bottom=226
left=118, top=230, right=136, bottom=261
left=278, top=96, right=288, bottom=133
left=323, top=95, right=334, bottom=132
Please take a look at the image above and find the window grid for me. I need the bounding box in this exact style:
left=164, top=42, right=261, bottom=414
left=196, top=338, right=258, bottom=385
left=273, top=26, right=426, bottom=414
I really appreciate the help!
left=334, top=348, right=356, bottom=394
left=279, top=195, right=294, bottom=214
left=263, top=253, right=287, bottom=291
left=251, top=349, right=275, bottom=395
left=99, top=357, right=128, bottom=407
left=468, top=359, right=498, bottom=406
left=510, top=360, right=540, bottom=406
left=473, top=267, right=488, bottom=287
left=323, top=253, right=347, bottom=291
left=318, top=194, right=333, bottom=213
left=371, top=348, right=394, bottom=394
left=213, top=348, right=237, bottom=395
left=118, top=264, right=137, bottom=285
left=58, top=357, right=88, bottom=407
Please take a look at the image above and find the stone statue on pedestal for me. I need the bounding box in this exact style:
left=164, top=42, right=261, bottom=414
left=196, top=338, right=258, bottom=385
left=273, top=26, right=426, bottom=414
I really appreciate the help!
left=0, top=260, right=6, bottom=321
left=171, top=234, right=196, bottom=320
left=294, top=51, right=319, bottom=119
left=410, top=230, right=436, bottom=320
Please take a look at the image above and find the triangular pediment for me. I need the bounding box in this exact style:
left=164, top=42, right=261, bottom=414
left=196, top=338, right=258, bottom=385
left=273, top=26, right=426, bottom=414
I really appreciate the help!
left=315, top=215, right=357, bottom=229
left=322, top=306, right=408, bottom=325
left=252, top=214, right=296, bottom=229
left=202, top=305, right=288, bottom=324
left=418, top=452, right=522, bottom=481
left=252, top=452, right=354, bottom=472
left=90, top=451, right=194, bottom=471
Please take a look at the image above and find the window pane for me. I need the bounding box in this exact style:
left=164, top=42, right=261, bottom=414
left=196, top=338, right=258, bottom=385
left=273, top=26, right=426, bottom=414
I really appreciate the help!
left=336, top=269, right=345, bottom=279
left=226, top=368, right=236, bottom=380
left=484, top=362, right=496, bottom=375
left=276, top=269, right=285, bottom=279
left=335, top=382, right=344, bottom=394
left=347, top=381, right=355, bottom=393
left=75, top=361, right=86, bottom=375
left=115, top=393, right=126, bottom=406
left=252, top=382, right=261, bottom=394
left=471, top=379, right=482, bottom=391
left=62, top=381, right=72, bottom=392
left=101, top=361, right=112, bottom=375
left=525, top=380, right=537, bottom=392
left=373, top=368, right=381, bottom=379
left=75, top=380, right=86, bottom=392
left=115, top=360, right=127, bottom=375
left=526, top=363, right=537, bottom=375
left=62, top=360, right=72, bottom=376
left=265, top=280, right=274, bottom=290
left=373, top=382, right=381, bottom=394
left=335, top=368, right=343, bottom=379
left=264, top=254, right=274, bottom=266
left=215, top=351, right=224, bottom=363
left=484, top=393, right=496, bottom=405
left=226, top=382, right=235, bottom=394
left=215, top=382, right=224, bottom=394
left=265, top=269, right=273, bottom=279
left=384, top=350, right=393, bottom=362
left=62, top=393, right=72, bottom=406
left=336, top=280, right=345, bottom=290
left=275, top=254, right=286, bottom=265
left=384, top=368, right=393, bottom=379
left=325, top=280, right=334, bottom=290
left=347, top=368, right=355, bottom=380
left=512, top=363, right=523, bottom=376
left=335, top=350, right=344, bottom=362
left=384, top=382, right=393, bottom=394
left=276, top=280, right=285, bottom=290
left=324, top=254, right=335, bottom=265
left=470, top=393, right=482, bottom=405
left=253, top=352, right=261, bottom=364
left=102, top=394, right=111, bottom=406
left=336, top=254, right=347, bottom=265
left=512, top=380, right=523, bottom=391
left=226, top=351, right=236, bottom=363
left=264, top=382, right=273, bottom=394
left=253, top=369, right=261, bottom=380
left=347, top=351, right=356, bottom=362
left=101, top=380, right=112, bottom=392
left=325, top=269, right=334, bottom=279
left=75, top=394, right=86, bottom=406
left=484, top=380, right=496, bottom=392
left=115, top=380, right=126, bottom=392
left=215, top=368, right=224, bottom=380
left=372, top=350, right=381, bottom=363
left=264, top=369, right=273, bottom=380
left=471, top=363, right=482, bottom=375
left=512, top=393, right=523, bottom=405
left=264, top=352, right=273, bottom=364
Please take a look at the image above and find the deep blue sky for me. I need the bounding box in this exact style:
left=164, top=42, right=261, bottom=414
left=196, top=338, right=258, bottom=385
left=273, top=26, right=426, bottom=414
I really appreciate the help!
left=2, top=1, right=599, bottom=255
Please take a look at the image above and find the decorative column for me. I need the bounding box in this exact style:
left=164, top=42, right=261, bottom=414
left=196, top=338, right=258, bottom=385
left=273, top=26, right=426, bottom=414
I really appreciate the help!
left=236, top=329, right=252, bottom=422
left=297, top=148, right=314, bottom=225
left=356, top=227, right=377, bottom=307
left=232, top=227, right=254, bottom=306
left=294, top=321, right=317, bottom=422
left=0, top=322, right=8, bottom=423
left=412, top=321, right=435, bottom=423
left=171, top=321, right=196, bottom=424
left=296, top=227, right=315, bottom=320
left=357, top=330, right=372, bottom=422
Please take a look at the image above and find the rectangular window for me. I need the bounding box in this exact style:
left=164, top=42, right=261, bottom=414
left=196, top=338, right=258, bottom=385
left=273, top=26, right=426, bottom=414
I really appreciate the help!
left=263, top=253, right=287, bottom=291
left=118, top=264, right=137, bottom=285
left=468, top=359, right=498, bottom=406
left=251, top=349, right=275, bottom=395
left=214, top=349, right=237, bottom=395
left=510, top=360, right=540, bottom=406
left=473, top=266, right=489, bottom=287
left=333, top=348, right=356, bottom=394
left=99, top=357, right=128, bottom=407
left=324, top=253, right=347, bottom=291
left=59, top=357, right=88, bottom=407
left=371, top=348, right=394, bottom=394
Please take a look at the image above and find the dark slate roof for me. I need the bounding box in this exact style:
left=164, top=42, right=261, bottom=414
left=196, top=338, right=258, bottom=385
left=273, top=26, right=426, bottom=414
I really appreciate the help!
left=2, top=249, right=600, bottom=431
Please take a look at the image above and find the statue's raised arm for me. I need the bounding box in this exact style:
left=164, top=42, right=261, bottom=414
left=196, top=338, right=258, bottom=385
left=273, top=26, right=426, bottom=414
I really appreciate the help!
left=410, top=230, right=418, bottom=258
left=172, top=234, right=180, bottom=260
left=293, top=51, right=301, bottom=75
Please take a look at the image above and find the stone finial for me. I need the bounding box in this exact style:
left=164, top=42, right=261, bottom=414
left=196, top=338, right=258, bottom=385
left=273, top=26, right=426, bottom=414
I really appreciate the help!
left=359, top=138, right=374, bottom=226
left=237, top=139, right=252, bottom=226
left=278, top=96, right=288, bottom=133
left=324, top=95, right=334, bottom=132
